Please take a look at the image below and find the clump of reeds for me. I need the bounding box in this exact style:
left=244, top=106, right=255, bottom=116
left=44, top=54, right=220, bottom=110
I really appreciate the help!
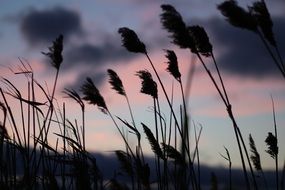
left=0, top=35, right=104, bottom=190
left=161, top=3, right=258, bottom=189
left=218, top=0, right=285, bottom=78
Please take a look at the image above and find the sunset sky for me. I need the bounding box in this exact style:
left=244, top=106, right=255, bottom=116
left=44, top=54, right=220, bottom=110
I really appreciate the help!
left=0, top=0, right=285, bottom=170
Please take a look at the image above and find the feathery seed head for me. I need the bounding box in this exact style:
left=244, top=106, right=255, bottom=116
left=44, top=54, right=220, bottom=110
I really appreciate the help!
left=164, top=49, right=181, bottom=81
left=160, top=4, right=197, bottom=52
left=188, top=26, right=213, bottom=57
left=42, top=34, right=64, bottom=69
left=249, top=1, right=276, bottom=46
left=118, top=27, right=146, bottom=54
left=136, top=70, right=158, bottom=99
left=265, top=132, right=278, bottom=159
left=63, top=88, right=84, bottom=110
left=81, top=77, right=108, bottom=113
left=142, top=123, right=164, bottom=159
left=107, top=69, right=126, bottom=96
left=249, top=134, right=262, bottom=171
left=217, top=0, right=258, bottom=32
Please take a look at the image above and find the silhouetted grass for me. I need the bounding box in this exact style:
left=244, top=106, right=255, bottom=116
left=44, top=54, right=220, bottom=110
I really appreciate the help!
left=0, top=1, right=284, bottom=190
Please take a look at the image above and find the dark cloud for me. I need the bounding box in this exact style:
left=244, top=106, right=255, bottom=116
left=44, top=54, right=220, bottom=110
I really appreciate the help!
left=204, top=17, right=285, bottom=79
left=67, top=71, right=107, bottom=93
left=20, top=7, right=82, bottom=46
left=63, top=41, right=135, bottom=70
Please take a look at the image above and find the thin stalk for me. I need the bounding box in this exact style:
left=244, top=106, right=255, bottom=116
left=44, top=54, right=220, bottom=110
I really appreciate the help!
left=156, top=98, right=168, bottom=190
left=0, top=89, right=23, bottom=148
left=82, top=106, right=85, bottom=152
left=167, top=83, right=177, bottom=189
left=167, top=81, right=174, bottom=148
left=281, top=159, right=285, bottom=190
left=195, top=53, right=251, bottom=190
left=237, top=125, right=258, bottom=189
left=211, top=52, right=258, bottom=189
left=144, top=53, right=183, bottom=139
left=193, top=123, right=201, bottom=190
left=220, top=147, right=232, bottom=190
left=20, top=98, right=27, bottom=149
left=256, top=30, right=285, bottom=78
left=156, top=99, right=166, bottom=145
left=34, top=69, right=60, bottom=180
left=63, top=103, right=66, bottom=190
left=124, top=94, right=144, bottom=162
left=27, top=81, right=31, bottom=182
left=179, top=79, right=195, bottom=189
left=211, top=53, right=230, bottom=105
left=274, top=46, right=285, bottom=73
left=271, top=96, right=279, bottom=190
left=227, top=106, right=251, bottom=190
left=12, top=136, right=16, bottom=189
left=144, top=53, right=193, bottom=161
left=153, top=98, right=162, bottom=190
left=44, top=69, right=60, bottom=141
left=196, top=53, right=227, bottom=107
left=144, top=53, right=198, bottom=190
left=106, top=109, right=135, bottom=159
left=125, top=95, right=136, bottom=129
left=30, top=73, right=38, bottom=187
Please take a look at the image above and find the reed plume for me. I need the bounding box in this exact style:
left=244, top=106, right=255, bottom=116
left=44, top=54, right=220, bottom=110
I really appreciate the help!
left=141, top=123, right=164, bottom=160
left=265, top=132, right=278, bottom=159
left=249, top=1, right=276, bottom=47
left=188, top=26, right=213, bottom=57
left=42, top=34, right=64, bottom=69
left=115, top=150, right=133, bottom=176
left=81, top=77, right=108, bottom=113
left=164, top=49, right=181, bottom=82
left=64, top=88, right=84, bottom=109
left=160, top=4, right=196, bottom=52
left=249, top=134, right=262, bottom=171
left=249, top=134, right=269, bottom=189
left=136, top=70, right=158, bottom=99
left=161, top=143, right=183, bottom=164
left=217, top=0, right=257, bottom=32
left=107, top=69, right=126, bottom=96
left=218, top=0, right=285, bottom=78
left=118, top=27, right=146, bottom=54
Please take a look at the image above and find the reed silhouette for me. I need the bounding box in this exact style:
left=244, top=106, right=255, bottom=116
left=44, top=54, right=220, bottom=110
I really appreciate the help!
left=0, top=1, right=284, bottom=190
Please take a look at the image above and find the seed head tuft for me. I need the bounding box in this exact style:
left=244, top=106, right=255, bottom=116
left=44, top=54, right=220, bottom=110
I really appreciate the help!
left=249, top=1, right=276, bottom=46
left=81, top=77, right=108, bottom=113
left=136, top=70, right=157, bottom=99
left=107, top=69, right=126, bottom=96
left=118, top=27, right=146, bottom=54
left=188, top=26, right=213, bottom=57
left=265, top=132, right=278, bottom=159
left=249, top=134, right=262, bottom=171
left=164, top=49, right=181, bottom=81
left=160, top=4, right=196, bottom=52
left=217, top=0, right=258, bottom=32
left=42, top=34, right=64, bottom=69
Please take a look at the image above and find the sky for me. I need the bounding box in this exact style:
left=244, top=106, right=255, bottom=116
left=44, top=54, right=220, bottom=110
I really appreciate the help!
left=0, top=0, right=285, bottom=170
